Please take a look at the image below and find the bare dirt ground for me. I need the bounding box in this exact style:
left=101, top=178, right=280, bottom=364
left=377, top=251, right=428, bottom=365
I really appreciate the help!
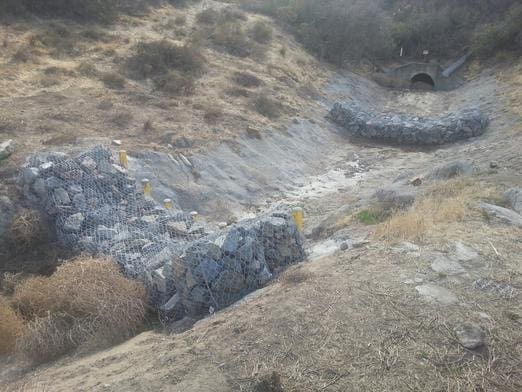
left=1, top=3, right=522, bottom=392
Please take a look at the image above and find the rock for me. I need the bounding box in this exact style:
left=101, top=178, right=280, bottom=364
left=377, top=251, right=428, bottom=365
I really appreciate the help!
left=489, top=161, right=499, bottom=169
left=453, top=242, right=479, bottom=262
left=480, top=202, right=522, bottom=228
left=430, top=253, right=467, bottom=276
left=63, top=213, right=85, bottom=232
left=454, top=324, right=486, bottom=350
left=112, top=139, right=122, bottom=146
left=392, top=242, right=420, bottom=255
left=415, top=284, right=458, bottom=305
left=393, top=170, right=415, bottom=184
left=166, top=221, right=188, bottom=237
left=53, top=188, right=71, bottom=205
left=427, top=161, right=477, bottom=180
left=22, top=167, right=39, bottom=184
left=504, top=188, right=522, bottom=214
left=160, top=293, right=184, bottom=321
left=374, top=185, right=416, bottom=209
left=339, top=242, right=349, bottom=251
left=0, top=139, right=14, bottom=160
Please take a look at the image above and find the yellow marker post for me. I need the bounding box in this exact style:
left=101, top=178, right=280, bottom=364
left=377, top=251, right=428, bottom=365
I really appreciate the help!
left=119, top=150, right=128, bottom=169
left=292, top=207, right=304, bottom=231
left=141, top=179, right=152, bottom=198
left=164, top=198, right=173, bottom=210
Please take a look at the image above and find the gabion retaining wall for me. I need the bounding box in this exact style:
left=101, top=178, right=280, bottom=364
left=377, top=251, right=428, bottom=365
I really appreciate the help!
left=329, top=102, right=489, bottom=145
left=20, top=146, right=305, bottom=317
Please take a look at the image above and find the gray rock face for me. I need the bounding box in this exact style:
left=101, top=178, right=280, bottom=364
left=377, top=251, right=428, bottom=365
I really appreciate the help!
left=21, top=146, right=306, bottom=316
left=0, top=139, right=14, bottom=160
left=480, top=202, right=522, bottom=228
left=430, top=253, right=467, bottom=276
left=454, top=324, right=486, bottom=350
left=505, top=188, right=522, bottom=214
left=427, top=161, right=477, bottom=180
left=374, top=185, right=416, bottom=209
left=329, top=102, right=489, bottom=145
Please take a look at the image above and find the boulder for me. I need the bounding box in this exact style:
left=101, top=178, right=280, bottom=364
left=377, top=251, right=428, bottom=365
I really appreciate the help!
left=480, top=202, right=522, bottom=228
left=454, top=324, right=486, bottom=350
left=427, top=161, right=477, bottom=181
left=505, top=188, right=522, bottom=214
left=0, top=139, right=14, bottom=160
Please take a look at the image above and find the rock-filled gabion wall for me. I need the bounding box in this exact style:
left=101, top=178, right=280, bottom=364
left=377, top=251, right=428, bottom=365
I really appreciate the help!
left=21, top=146, right=305, bottom=317
left=329, top=102, right=490, bottom=145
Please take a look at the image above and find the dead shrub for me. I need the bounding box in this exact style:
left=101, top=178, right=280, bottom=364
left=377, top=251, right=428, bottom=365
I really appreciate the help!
left=0, top=296, right=24, bottom=355
left=143, top=119, right=154, bottom=132
left=153, top=70, right=196, bottom=96
left=125, top=40, right=205, bottom=80
left=110, top=111, right=133, bottom=128
left=250, top=21, right=273, bottom=44
left=100, top=72, right=126, bottom=89
left=9, top=209, right=46, bottom=252
left=12, top=46, right=36, bottom=63
left=210, top=22, right=251, bottom=57
left=225, top=87, right=250, bottom=97
left=12, top=256, right=147, bottom=364
left=196, top=8, right=220, bottom=24
left=77, top=61, right=99, bottom=77
left=253, top=93, right=281, bottom=118
left=203, top=106, right=223, bottom=124
left=233, top=71, right=262, bottom=88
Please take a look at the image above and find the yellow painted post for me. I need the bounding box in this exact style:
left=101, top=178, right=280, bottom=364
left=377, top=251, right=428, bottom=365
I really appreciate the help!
left=164, top=198, right=173, bottom=210
left=292, top=207, right=304, bottom=231
left=141, top=179, right=152, bottom=198
left=119, top=150, right=128, bottom=169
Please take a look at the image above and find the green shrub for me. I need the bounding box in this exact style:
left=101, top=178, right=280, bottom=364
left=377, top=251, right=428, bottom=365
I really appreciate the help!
left=357, top=210, right=381, bottom=225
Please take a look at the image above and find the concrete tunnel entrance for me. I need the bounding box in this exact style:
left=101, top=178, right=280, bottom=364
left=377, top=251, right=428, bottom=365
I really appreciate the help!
left=411, top=73, right=435, bottom=90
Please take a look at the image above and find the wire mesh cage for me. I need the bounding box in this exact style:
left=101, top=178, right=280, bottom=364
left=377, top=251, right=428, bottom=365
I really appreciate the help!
left=21, top=146, right=306, bottom=320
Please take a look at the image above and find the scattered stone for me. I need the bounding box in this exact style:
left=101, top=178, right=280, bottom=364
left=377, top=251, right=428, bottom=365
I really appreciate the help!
left=454, top=324, right=486, bottom=350
left=112, top=139, right=122, bottom=146
left=480, top=202, right=522, bottom=228
left=374, top=185, right=416, bottom=209
left=330, top=102, right=489, bottom=145
left=453, top=242, right=479, bottom=262
left=427, top=161, right=478, bottom=181
left=392, top=242, right=420, bottom=255
left=63, top=213, right=85, bottom=232
left=415, top=284, right=458, bottom=305
left=53, top=188, right=71, bottom=205
left=489, top=161, right=499, bottom=169
left=504, top=188, right=522, bottom=214
left=0, top=139, right=14, bottom=160
left=430, top=253, right=467, bottom=276
left=411, top=177, right=422, bottom=186
left=339, top=242, right=349, bottom=251
left=473, top=278, right=515, bottom=298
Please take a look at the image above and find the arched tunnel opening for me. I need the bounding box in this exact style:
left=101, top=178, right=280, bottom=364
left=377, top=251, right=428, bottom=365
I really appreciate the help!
left=411, top=73, right=435, bottom=90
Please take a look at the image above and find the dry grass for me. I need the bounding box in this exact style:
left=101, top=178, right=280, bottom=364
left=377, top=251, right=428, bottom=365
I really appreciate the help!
left=375, top=178, right=499, bottom=242
left=12, top=256, right=147, bottom=364
left=9, top=209, right=46, bottom=252
left=0, top=296, right=24, bottom=355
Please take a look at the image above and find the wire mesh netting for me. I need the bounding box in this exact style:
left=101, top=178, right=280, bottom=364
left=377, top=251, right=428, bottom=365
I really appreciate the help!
left=21, top=146, right=306, bottom=320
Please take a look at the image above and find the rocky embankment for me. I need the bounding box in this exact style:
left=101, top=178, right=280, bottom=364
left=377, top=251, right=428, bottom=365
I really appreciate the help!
left=329, top=102, right=490, bottom=145
left=19, top=147, right=306, bottom=319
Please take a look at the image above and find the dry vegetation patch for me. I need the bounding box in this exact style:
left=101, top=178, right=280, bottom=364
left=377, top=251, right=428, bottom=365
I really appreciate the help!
left=375, top=178, right=499, bottom=242
left=0, top=296, right=24, bottom=355
left=12, top=256, right=147, bottom=364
